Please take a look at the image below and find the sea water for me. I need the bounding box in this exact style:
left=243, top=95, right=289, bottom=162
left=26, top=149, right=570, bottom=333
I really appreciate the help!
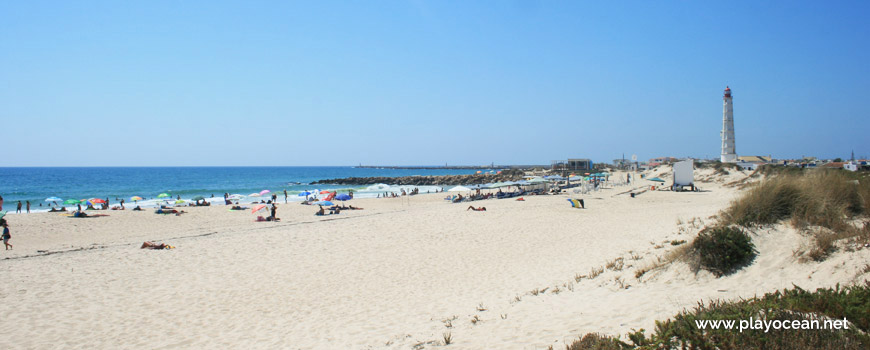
left=0, top=166, right=481, bottom=211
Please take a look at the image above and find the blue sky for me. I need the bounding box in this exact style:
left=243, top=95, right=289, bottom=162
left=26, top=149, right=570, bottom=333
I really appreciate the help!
left=2, top=1, right=868, bottom=166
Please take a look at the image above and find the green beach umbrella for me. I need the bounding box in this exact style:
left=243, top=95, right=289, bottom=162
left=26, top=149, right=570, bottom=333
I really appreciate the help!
left=63, top=199, right=82, bottom=205
left=157, top=193, right=170, bottom=198
left=175, top=200, right=186, bottom=204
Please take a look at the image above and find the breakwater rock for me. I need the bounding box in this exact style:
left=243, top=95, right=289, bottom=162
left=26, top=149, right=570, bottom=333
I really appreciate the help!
left=312, top=170, right=527, bottom=186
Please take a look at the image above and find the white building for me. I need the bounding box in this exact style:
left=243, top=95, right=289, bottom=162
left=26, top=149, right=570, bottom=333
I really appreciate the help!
left=721, top=86, right=737, bottom=162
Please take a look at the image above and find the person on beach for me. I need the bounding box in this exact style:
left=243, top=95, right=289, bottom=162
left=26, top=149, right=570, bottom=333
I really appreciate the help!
left=120, top=199, right=125, bottom=210
left=283, top=190, right=288, bottom=203
left=141, top=241, right=173, bottom=250
left=26, top=201, right=31, bottom=213
left=270, top=203, right=279, bottom=221
left=316, top=205, right=325, bottom=216
left=17, top=201, right=22, bottom=213
left=2, top=219, right=11, bottom=250
left=467, top=206, right=486, bottom=211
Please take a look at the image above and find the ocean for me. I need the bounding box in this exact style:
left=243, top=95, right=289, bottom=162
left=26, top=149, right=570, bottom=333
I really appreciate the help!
left=0, top=166, right=482, bottom=211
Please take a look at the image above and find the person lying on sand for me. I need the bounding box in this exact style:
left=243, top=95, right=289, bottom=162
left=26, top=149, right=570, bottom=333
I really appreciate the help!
left=467, top=206, right=486, bottom=211
left=132, top=206, right=143, bottom=211
left=348, top=205, right=363, bottom=210
left=230, top=206, right=249, bottom=210
left=49, top=207, right=68, bottom=212
left=73, top=211, right=89, bottom=218
left=111, top=205, right=124, bottom=210
left=155, top=208, right=186, bottom=215
left=315, top=205, right=326, bottom=216
left=141, top=241, right=174, bottom=250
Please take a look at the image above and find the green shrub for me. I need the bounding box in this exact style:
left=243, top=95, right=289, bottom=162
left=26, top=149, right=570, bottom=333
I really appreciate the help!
left=567, top=282, right=870, bottom=349
left=565, top=333, right=626, bottom=350
left=690, top=226, right=756, bottom=277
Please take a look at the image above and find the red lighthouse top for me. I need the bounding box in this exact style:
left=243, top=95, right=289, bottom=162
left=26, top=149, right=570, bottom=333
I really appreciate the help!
left=724, top=86, right=732, bottom=98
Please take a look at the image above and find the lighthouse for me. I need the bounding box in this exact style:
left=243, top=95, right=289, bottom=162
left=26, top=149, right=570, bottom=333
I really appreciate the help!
left=720, top=86, right=737, bottom=162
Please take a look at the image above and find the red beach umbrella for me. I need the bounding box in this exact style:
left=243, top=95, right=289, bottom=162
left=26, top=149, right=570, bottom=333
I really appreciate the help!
left=251, top=204, right=268, bottom=214
left=90, top=198, right=107, bottom=204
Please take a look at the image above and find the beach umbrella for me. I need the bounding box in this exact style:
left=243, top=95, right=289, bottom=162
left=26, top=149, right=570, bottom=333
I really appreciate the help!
left=45, top=197, right=63, bottom=202
left=259, top=190, right=270, bottom=195
left=64, top=199, right=82, bottom=205
left=157, top=193, right=170, bottom=198
left=319, top=190, right=331, bottom=194
left=647, top=177, right=666, bottom=183
left=131, top=196, right=143, bottom=202
left=175, top=200, right=186, bottom=204
left=251, top=204, right=268, bottom=214
left=448, top=186, right=472, bottom=192
left=192, top=196, right=205, bottom=201
left=312, top=200, right=334, bottom=206
left=297, top=191, right=311, bottom=197
left=335, top=194, right=352, bottom=201
left=90, top=198, right=107, bottom=204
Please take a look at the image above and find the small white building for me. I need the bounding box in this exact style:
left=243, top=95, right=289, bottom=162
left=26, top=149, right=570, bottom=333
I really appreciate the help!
left=672, top=159, right=695, bottom=191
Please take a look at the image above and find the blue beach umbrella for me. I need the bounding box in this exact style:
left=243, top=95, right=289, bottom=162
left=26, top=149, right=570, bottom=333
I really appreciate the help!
left=298, top=191, right=311, bottom=197
left=335, top=194, right=352, bottom=201
left=313, top=200, right=334, bottom=206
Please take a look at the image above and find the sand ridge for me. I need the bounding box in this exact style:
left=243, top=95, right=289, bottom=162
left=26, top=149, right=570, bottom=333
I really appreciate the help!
left=1, top=171, right=867, bottom=349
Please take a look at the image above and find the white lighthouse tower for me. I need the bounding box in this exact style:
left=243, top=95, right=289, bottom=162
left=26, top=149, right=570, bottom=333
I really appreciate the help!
left=720, top=86, right=737, bottom=162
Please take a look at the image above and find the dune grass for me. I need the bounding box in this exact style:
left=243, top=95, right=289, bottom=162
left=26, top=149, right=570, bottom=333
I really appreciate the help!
left=719, top=168, right=869, bottom=260
left=566, top=282, right=870, bottom=349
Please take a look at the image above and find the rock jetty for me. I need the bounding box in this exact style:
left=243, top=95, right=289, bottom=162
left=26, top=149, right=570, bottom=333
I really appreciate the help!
left=312, top=169, right=527, bottom=186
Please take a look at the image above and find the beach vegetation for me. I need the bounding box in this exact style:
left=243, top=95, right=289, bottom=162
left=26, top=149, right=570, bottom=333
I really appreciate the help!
left=470, top=315, right=481, bottom=325
left=442, top=332, right=452, bottom=345
left=634, top=245, right=689, bottom=280
left=565, top=282, right=870, bottom=349
left=721, top=169, right=870, bottom=261
left=688, top=226, right=756, bottom=277
left=589, top=266, right=604, bottom=279
left=605, top=257, right=625, bottom=271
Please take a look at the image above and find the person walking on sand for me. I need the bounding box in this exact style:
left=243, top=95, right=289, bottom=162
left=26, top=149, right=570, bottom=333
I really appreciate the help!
left=2, top=219, right=11, bottom=250
left=26, top=201, right=31, bottom=213
left=283, top=190, right=288, bottom=203
left=17, top=201, right=22, bottom=213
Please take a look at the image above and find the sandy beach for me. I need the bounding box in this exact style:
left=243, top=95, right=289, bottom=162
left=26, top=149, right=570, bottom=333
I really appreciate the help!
left=1, top=169, right=868, bottom=349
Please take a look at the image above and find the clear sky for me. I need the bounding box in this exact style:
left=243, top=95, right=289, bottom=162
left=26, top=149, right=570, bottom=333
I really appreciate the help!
left=2, top=1, right=868, bottom=166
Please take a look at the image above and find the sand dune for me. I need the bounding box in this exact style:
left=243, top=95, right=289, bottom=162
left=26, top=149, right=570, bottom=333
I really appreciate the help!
left=1, top=170, right=867, bottom=349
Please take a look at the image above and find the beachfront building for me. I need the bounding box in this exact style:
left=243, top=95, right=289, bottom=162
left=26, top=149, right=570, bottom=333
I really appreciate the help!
left=736, top=155, right=771, bottom=171
left=551, top=158, right=593, bottom=175
left=648, top=157, right=677, bottom=167
left=721, top=86, right=738, bottom=162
